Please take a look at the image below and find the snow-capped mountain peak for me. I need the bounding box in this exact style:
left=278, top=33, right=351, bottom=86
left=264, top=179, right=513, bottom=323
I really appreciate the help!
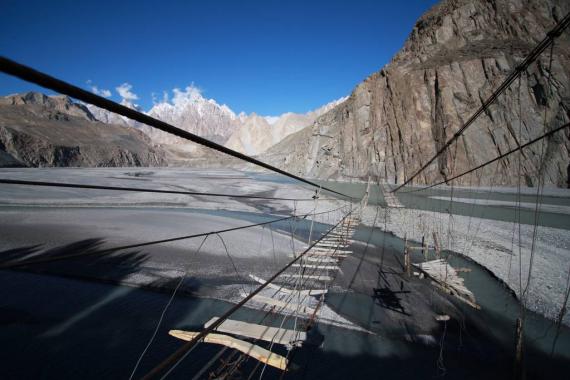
left=263, top=116, right=280, bottom=125
left=87, top=83, right=348, bottom=156
left=88, top=85, right=240, bottom=145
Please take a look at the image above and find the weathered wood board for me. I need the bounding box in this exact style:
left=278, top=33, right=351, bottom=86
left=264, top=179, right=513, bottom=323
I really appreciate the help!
left=169, top=330, right=288, bottom=370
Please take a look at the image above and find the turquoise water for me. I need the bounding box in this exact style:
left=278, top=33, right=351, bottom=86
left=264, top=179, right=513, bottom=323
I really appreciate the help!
left=331, top=223, right=570, bottom=358
left=3, top=221, right=569, bottom=379
left=315, top=179, right=570, bottom=230
left=0, top=271, right=458, bottom=379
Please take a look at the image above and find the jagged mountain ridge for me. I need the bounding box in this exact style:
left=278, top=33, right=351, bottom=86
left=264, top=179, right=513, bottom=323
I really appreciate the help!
left=262, top=0, right=570, bottom=186
left=0, top=92, right=166, bottom=167
left=86, top=88, right=241, bottom=146
left=225, top=97, right=348, bottom=156
left=0, top=90, right=348, bottom=167
left=87, top=87, right=346, bottom=156
left=2, top=92, right=97, bottom=121
left=143, top=89, right=241, bottom=145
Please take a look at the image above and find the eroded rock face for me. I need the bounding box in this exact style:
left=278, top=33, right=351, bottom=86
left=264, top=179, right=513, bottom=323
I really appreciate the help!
left=224, top=97, right=349, bottom=156
left=0, top=93, right=166, bottom=167
left=263, top=0, right=570, bottom=186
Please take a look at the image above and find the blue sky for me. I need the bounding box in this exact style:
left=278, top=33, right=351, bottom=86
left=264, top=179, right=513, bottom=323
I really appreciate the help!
left=0, top=0, right=437, bottom=115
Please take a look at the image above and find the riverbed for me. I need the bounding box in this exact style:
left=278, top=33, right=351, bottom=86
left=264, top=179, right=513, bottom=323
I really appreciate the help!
left=1, top=168, right=569, bottom=379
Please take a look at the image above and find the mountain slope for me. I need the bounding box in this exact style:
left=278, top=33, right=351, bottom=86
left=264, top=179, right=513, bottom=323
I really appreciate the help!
left=224, top=114, right=273, bottom=155
left=0, top=93, right=166, bottom=167
left=225, top=97, right=348, bottom=156
left=142, top=89, right=240, bottom=145
left=262, top=0, right=570, bottom=186
left=87, top=87, right=240, bottom=146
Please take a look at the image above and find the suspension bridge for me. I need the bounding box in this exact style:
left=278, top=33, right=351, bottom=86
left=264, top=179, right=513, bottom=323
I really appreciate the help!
left=0, top=11, right=569, bottom=380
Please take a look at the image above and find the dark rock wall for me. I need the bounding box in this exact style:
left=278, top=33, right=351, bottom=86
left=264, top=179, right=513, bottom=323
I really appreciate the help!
left=263, top=0, right=570, bottom=187
left=0, top=93, right=166, bottom=168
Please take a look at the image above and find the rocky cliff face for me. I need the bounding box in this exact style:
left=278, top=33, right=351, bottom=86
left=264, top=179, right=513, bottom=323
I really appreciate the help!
left=0, top=93, right=166, bottom=167
left=263, top=0, right=570, bottom=186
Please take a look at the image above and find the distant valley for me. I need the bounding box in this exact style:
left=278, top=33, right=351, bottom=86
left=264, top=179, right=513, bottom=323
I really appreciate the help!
left=0, top=87, right=346, bottom=168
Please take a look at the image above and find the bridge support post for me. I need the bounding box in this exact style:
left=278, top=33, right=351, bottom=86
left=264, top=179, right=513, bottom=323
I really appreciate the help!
left=433, top=232, right=441, bottom=259
left=403, top=234, right=410, bottom=276
left=513, top=317, right=525, bottom=380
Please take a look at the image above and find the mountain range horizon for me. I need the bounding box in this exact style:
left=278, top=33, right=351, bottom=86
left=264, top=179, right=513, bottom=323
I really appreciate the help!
left=0, top=0, right=568, bottom=188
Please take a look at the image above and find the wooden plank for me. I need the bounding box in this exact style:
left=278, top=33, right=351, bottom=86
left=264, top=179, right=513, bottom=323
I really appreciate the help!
left=316, top=240, right=350, bottom=245
left=317, top=240, right=352, bottom=248
left=292, top=263, right=339, bottom=270
left=304, top=253, right=347, bottom=259
left=303, top=256, right=338, bottom=263
left=281, top=273, right=333, bottom=282
left=308, top=252, right=349, bottom=257
left=319, top=240, right=353, bottom=245
left=298, top=253, right=348, bottom=258
left=169, top=330, right=288, bottom=370
left=291, top=253, right=335, bottom=259
left=204, top=317, right=306, bottom=346
left=316, top=246, right=350, bottom=251
left=307, top=252, right=347, bottom=257
left=306, top=241, right=349, bottom=246
left=430, top=281, right=481, bottom=310
left=315, top=243, right=350, bottom=249
left=274, top=286, right=328, bottom=296
left=249, top=274, right=293, bottom=295
left=306, top=247, right=351, bottom=253
left=330, top=230, right=355, bottom=235
left=289, top=253, right=347, bottom=259
left=243, top=292, right=316, bottom=314
left=315, top=252, right=348, bottom=256
left=248, top=274, right=327, bottom=296
left=413, top=259, right=480, bottom=309
left=320, top=236, right=354, bottom=242
left=328, top=231, right=351, bottom=235
left=380, top=183, right=404, bottom=208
